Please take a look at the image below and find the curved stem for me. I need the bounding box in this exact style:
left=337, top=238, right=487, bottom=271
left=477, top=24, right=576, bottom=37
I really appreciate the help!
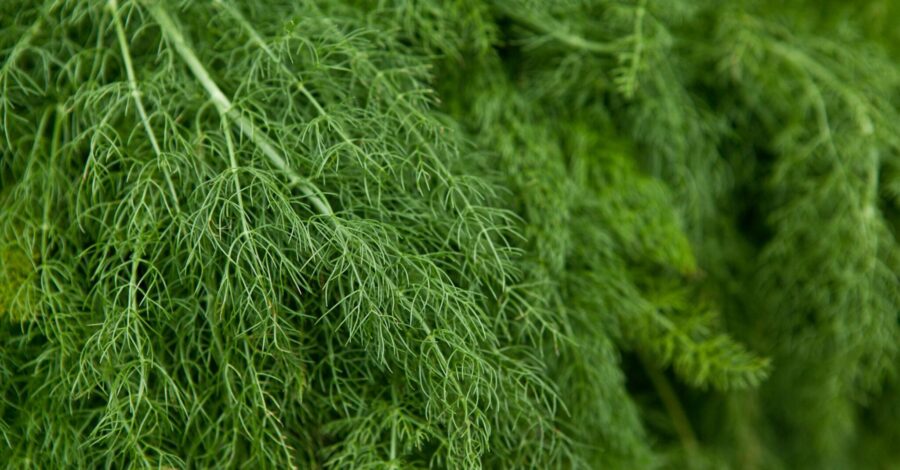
left=108, top=0, right=181, bottom=212
left=0, top=1, right=49, bottom=148
left=639, top=351, right=699, bottom=463
left=145, top=1, right=333, bottom=217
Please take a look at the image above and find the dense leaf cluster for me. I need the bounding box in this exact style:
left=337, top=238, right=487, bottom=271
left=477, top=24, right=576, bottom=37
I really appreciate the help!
left=1, top=0, right=898, bottom=468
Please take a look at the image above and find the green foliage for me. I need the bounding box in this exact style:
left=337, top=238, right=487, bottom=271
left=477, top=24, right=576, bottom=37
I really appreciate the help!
left=1, top=0, right=898, bottom=468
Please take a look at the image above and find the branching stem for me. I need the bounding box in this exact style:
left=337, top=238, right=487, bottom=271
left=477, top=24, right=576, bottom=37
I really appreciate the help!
left=213, top=0, right=356, bottom=148
left=145, top=1, right=333, bottom=217
left=497, top=7, right=617, bottom=53
left=108, top=0, right=181, bottom=212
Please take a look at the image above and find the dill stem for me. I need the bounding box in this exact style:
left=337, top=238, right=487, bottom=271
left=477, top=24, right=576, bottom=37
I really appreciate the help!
left=145, top=1, right=334, bottom=217
left=390, top=380, right=398, bottom=467
left=498, top=8, right=617, bottom=54
left=109, top=0, right=181, bottom=212
left=0, top=1, right=46, bottom=147
left=211, top=4, right=481, bottom=380
left=0, top=9, right=43, bottom=74
left=35, top=108, right=57, bottom=261
left=214, top=0, right=356, bottom=147
left=621, top=0, right=646, bottom=98
left=639, top=352, right=699, bottom=463
left=42, top=107, right=61, bottom=249
left=218, top=0, right=509, bottom=277
left=222, top=0, right=477, bottom=228
left=222, top=113, right=264, bottom=272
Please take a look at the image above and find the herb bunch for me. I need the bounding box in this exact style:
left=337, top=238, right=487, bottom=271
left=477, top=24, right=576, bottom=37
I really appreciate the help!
left=1, top=0, right=898, bottom=469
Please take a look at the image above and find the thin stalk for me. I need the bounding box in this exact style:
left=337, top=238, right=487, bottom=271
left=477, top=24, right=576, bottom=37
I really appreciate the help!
left=764, top=38, right=874, bottom=135
left=0, top=8, right=44, bottom=74
left=390, top=380, right=398, bottom=468
left=620, top=0, right=646, bottom=99
left=144, top=1, right=333, bottom=217
left=21, top=108, right=53, bottom=180
left=495, top=6, right=617, bottom=54
left=213, top=0, right=355, bottom=145
left=128, top=249, right=145, bottom=365
left=222, top=0, right=511, bottom=287
left=639, top=352, right=699, bottom=464
left=108, top=0, right=181, bottom=212
left=42, top=106, right=64, bottom=260
left=221, top=113, right=268, bottom=290
left=223, top=0, right=481, bottom=232
left=222, top=115, right=254, bottom=248
left=0, top=0, right=48, bottom=147
left=308, top=3, right=511, bottom=270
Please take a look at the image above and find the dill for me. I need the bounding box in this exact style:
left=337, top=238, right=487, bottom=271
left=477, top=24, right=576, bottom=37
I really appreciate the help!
left=1, top=0, right=898, bottom=468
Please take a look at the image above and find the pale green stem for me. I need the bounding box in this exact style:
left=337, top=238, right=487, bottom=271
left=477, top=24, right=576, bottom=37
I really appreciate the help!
left=145, top=1, right=333, bottom=217
left=389, top=380, right=399, bottom=467
left=42, top=106, right=64, bottom=261
left=0, top=3, right=46, bottom=147
left=497, top=6, right=617, bottom=54
left=108, top=0, right=181, bottom=212
left=213, top=0, right=355, bottom=146
left=620, top=0, right=646, bottom=99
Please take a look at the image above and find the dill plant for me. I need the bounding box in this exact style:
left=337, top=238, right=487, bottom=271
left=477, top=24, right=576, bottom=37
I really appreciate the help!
left=1, top=0, right=899, bottom=469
